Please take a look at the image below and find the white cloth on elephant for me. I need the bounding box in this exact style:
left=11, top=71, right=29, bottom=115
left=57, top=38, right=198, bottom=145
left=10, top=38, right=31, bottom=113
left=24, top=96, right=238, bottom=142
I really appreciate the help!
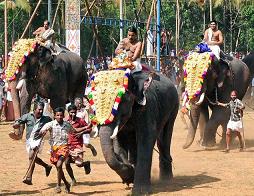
left=131, top=58, right=142, bottom=73
left=40, top=28, right=55, bottom=41
left=227, top=119, right=243, bottom=132
left=207, top=28, right=220, bottom=60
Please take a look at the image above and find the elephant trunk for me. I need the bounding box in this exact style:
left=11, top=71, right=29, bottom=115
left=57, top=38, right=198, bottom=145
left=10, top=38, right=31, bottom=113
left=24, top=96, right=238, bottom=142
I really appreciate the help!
left=99, top=125, right=134, bottom=184
left=183, top=104, right=201, bottom=149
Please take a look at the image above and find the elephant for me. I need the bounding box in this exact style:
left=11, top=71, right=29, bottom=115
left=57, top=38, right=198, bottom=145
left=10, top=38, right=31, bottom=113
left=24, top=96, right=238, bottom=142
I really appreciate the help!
left=7, top=39, right=88, bottom=122
left=182, top=52, right=254, bottom=149
left=90, top=69, right=179, bottom=194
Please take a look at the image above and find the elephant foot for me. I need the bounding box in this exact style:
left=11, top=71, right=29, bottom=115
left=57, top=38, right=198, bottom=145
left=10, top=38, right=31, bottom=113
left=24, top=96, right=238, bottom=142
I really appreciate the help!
left=201, top=140, right=216, bottom=148
left=120, top=164, right=135, bottom=185
left=219, top=139, right=226, bottom=149
left=131, top=184, right=152, bottom=196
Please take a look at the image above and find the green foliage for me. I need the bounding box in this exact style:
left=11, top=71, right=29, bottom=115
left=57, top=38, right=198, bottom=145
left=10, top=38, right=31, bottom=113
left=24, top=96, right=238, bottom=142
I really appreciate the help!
left=2, top=0, right=254, bottom=58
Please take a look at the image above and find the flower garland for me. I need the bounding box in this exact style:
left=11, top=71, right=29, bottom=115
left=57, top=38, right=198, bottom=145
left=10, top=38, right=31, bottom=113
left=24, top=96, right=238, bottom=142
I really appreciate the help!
left=5, top=39, right=38, bottom=81
left=183, top=52, right=213, bottom=105
left=88, top=69, right=130, bottom=125
left=108, top=50, right=135, bottom=70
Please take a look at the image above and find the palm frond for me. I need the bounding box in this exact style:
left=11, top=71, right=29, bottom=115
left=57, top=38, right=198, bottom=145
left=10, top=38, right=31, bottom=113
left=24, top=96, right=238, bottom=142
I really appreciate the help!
left=0, top=1, right=16, bottom=10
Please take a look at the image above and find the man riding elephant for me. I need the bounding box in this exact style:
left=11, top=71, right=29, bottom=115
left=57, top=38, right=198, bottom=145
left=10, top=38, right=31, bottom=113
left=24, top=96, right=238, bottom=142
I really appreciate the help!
left=204, top=20, right=223, bottom=60
left=112, top=26, right=147, bottom=105
left=33, top=20, right=56, bottom=55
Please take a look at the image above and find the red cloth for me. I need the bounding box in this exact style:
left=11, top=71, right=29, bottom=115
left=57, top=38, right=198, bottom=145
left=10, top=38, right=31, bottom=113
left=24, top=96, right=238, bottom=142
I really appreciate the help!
left=50, top=145, right=69, bottom=164
left=67, top=117, right=87, bottom=150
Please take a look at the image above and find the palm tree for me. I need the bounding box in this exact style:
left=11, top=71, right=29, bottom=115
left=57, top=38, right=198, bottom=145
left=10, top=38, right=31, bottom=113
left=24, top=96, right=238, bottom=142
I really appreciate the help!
left=0, top=0, right=30, bottom=12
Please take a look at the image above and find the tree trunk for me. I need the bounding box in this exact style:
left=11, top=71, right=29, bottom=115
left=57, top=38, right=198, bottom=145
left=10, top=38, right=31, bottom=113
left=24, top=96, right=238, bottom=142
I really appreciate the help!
left=175, top=0, right=180, bottom=56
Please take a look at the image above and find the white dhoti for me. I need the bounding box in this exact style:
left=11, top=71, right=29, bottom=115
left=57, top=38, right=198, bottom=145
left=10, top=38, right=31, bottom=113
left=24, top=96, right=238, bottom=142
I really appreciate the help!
left=26, top=138, right=44, bottom=154
left=209, top=45, right=220, bottom=60
left=131, top=58, right=142, bottom=73
left=83, top=133, right=90, bottom=145
left=227, top=120, right=243, bottom=132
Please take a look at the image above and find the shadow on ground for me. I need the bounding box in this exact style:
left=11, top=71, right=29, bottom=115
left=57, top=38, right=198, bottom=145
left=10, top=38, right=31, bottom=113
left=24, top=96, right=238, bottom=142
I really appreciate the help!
left=152, top=173, right=221, bottom=194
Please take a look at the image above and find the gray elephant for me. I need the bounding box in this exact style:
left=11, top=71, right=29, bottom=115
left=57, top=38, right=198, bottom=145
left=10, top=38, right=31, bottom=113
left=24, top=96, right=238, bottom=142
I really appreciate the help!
left=182, top=52, right=254, bottom=149
left=89, top=69, right=179, bottom=194
left=6, top=39, right=87, bottom=123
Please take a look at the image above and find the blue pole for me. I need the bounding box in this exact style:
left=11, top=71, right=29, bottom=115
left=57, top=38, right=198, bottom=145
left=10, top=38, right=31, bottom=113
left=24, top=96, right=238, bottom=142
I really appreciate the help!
left=156, top=0, right=161, bottom=71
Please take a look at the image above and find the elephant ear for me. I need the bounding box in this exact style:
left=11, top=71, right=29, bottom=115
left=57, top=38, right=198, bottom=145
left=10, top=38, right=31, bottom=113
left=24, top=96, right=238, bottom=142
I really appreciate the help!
left=216, top=61, right=230, bottom=88
left=37, top=46, right=53, bottom=66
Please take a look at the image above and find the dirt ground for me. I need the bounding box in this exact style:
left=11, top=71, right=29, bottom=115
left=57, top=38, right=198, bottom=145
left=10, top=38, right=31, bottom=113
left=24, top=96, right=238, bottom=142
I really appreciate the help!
left=1, top=105, right=254, bottom=196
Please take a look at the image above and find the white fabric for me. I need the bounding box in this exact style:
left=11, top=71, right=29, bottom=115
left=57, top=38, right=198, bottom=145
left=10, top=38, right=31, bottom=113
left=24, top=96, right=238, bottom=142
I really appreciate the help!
left=207, top=28, right=220, bottom=59
left=41, top=29, right=55, bottom=40
left=146, top=30, right=153, bottom=56
left=131, top=58, right=142, bottom=73
left=227, top=119, right=243, bottom=132
left=82, top=133, right=90, bottom=144
left=252, top=78, right=254, bottom=86
left=26, top=138, right=44, bottom=154
left=209, top=45, right=220, bottom=60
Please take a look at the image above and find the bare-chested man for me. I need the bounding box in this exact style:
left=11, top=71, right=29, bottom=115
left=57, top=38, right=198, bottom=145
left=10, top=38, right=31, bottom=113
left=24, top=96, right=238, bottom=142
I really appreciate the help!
left=33, top=20, right=56, bottom=54
left=115, top=26, right=142, bottom=73
left=115, top=26, right=146, bottom=105
left=204, top=20, right=223, bottom=59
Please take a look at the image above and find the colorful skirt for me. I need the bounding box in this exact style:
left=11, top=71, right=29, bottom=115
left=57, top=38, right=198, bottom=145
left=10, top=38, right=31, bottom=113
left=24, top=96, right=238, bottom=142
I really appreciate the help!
left=50, top=145, right=69, bottom=164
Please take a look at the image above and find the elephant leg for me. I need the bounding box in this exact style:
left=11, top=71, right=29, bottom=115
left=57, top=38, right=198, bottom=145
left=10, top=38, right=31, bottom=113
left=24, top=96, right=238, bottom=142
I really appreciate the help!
left=198, top=106, right=209, bottom=145
left=157, top=119, right=173, bottom=181
left=202, top=108, right=226, bottom=147
left=220, top=122, right=227, bottom=148
left=132, top=124, right=157, bottom=194
left=50, top=96, right=66, bottom=110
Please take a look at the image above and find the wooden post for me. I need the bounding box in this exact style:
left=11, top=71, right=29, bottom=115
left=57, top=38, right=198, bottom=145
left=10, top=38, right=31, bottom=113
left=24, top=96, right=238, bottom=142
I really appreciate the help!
left=52, top=0, right=62, bottom=28
left=20, top=0, right=43, bottom=39
left=4, top=0, right=8, bottom=69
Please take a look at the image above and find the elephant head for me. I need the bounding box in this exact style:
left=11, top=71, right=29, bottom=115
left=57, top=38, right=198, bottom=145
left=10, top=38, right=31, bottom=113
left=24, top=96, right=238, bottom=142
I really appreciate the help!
left=6, top=39, right=62, bottom=124
left=88, top=69, right=151, bottom=184
left=182, top=52, right=229, bottom=149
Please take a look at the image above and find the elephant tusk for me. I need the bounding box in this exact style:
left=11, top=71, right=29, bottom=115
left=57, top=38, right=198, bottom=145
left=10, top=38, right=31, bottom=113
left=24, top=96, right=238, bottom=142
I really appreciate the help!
left=110, top=125, right=119, bottom=139
left=16, top=79, right=25, bottom=90
left=182, top=93, right=188, bottom=107
left=195, top=92, right=205, bottom=105
left=90, top=126, right=99, bottom=138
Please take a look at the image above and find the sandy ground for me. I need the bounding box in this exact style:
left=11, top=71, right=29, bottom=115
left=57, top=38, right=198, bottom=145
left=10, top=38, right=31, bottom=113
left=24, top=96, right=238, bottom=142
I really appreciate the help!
left=1, top=106, right=254, bottom=196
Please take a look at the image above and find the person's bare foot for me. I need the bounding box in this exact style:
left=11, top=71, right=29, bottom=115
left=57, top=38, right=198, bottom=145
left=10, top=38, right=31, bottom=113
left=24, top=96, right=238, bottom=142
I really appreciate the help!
left=55, top=185, right=61, bottom=193
left=65, top=182, right=71, bottom=193
left=222, top=149, right=230, bottom=153
left=71, top=179, right=77, bottom=186
left=22, top=178, right=32, bottom=185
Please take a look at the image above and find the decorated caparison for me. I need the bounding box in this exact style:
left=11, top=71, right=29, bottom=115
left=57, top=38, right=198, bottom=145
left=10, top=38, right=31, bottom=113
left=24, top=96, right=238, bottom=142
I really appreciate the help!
left=183, top=52, right=213, bottom=108
left=88, top=69, right=130, bottom=125
left=5, top=39, right=38, bottom=81
left=108, top=50, right=135, bottom=70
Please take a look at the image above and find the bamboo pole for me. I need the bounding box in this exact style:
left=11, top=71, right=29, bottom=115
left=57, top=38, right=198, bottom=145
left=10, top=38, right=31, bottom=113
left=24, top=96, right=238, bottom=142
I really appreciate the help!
left=84, top=0, right=107, bottom=69
left=20, top=0, right=43, bottom=39
left=80, top=0, right=96, bottom=23
left=52, top=0, right=62, bottom=28
left=4, top=0, right=8, bottom=68
left=209, top=0, right=212, bottom=21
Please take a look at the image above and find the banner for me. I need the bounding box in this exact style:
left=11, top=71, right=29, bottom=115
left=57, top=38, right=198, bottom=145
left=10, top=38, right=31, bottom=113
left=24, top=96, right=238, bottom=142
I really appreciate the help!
left=65, top=0, right=80, bottom=55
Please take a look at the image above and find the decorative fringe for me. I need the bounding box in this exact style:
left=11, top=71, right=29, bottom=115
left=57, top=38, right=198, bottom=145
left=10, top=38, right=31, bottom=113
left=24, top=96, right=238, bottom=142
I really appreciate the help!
left=5, top=39, right=38, bottom=81
left=88, top=69, right=130, bottom=125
